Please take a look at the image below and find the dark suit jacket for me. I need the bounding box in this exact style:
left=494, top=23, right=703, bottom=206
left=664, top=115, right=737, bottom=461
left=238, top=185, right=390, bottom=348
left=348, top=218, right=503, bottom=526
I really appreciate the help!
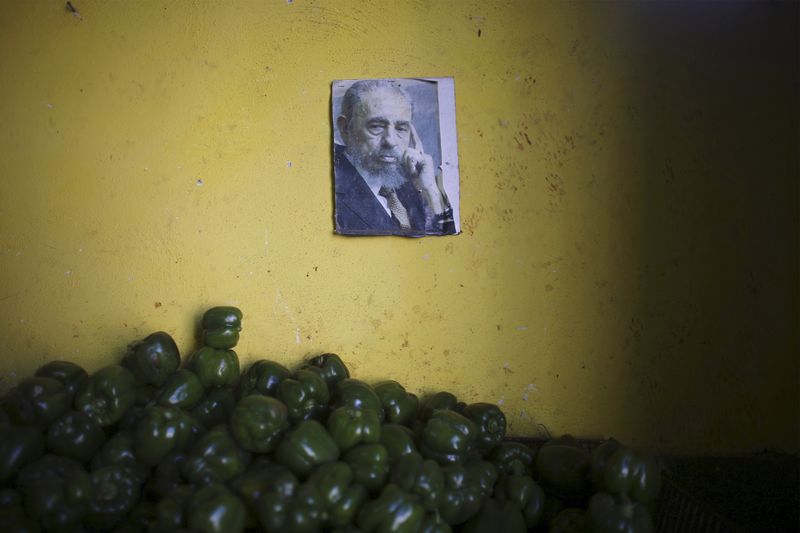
left=334, top=144, right=429, bottom=236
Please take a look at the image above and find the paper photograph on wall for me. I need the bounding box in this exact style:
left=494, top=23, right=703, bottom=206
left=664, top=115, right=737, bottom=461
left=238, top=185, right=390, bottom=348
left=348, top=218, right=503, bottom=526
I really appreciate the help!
left=332, top=78, right=460, bottom=237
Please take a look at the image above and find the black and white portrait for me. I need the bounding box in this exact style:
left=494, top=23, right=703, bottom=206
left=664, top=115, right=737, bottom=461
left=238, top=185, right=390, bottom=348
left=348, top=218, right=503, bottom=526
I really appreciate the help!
left=332, top=78, right=460, bottom=237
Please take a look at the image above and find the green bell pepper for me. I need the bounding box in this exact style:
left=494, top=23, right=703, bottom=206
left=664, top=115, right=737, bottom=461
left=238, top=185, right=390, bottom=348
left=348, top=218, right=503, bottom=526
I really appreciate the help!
left=374, top=380, right=419, bottom=426
left=0, top=506, right=40, bottom=533
left=34, top=360, right=88, bottom=402
left=144, top=451, right=189, bottom=501
left=16, top=454, right=93, bottom=531
left=327, top=524, right=360, bottom=533
left=379, top=423, right=419, bottom=459
left=74, top=364, right=137, bottom=427
left=333, top=379, right=384, bottom=419
left=0, top=425, right=44, bottom=484
left=419, top=410, right=477, bottom=466
left=134, top=382, right=160, bottom=407
left=259, top=482, right=326, bottom=533
left=329, top=483, right=368, bottom=528
left=151, top=483, right=193, bottom=532
left=120, top=500, right=158, bottom=532
left=307, top=461, right=368, bottom=527
left=439, top=459, right=498, bottom=525
left=492, top=473, right=545, bottom=528
left=461, top=403, right=506, bottom=451
left=302, top=353, right=350, bottom=390
left=238, top=359, right=291, bottom=398
left=187, top=483, right=246, bottom=533
left=157, top=368, right=204, bottom=409
left=134, top=405, right=201, bottom=466
left=343, top=443, right=390, bottom=494
left=123, top=331, right=181, bottom=386
left=90, top=430, right=145, bottom=478
left=0, top=487, right=21, bottom=508
left=85, top=464, right=144, bottom=530
left=2, top=377, right=70, bottom=429
left=535, top=441, right=593, bottom=502
left=45, top=409, right=106, bottom=463
left=186, top=346, right=241, bottom=389
left=274, top=419, right=340, bottom=478
left=420, top=391, right=465, bottom=421
left=117, top=404, right=147, bottom=432
left=327, top=406, right=381, bottom=452
left=421, top=510, right=452, bottom=533
left=591, top=438, right=662, bottom=505
left=229, top=394, right=290, bottom=453
left=461, top=498, right=526, bottom=533
left=587, top=492, right=654, bottom=533
left=201, top=306, right=243, bottom=349
left=357, top=483, right=425, bottom=533
left=190, top=385, right=237, bottom=429
left=389, top=451, right=444, bottom=511
left=487, top=441, right=536, bottom=476
left=182, top=425, right=252, bottom=485
left=549, top=507, right=588, bottom=533
left=231, top=459, right=299, bottom=503
left=276, top=368, right=331, bottom=423
left=229, top=461, right=299, bottom=529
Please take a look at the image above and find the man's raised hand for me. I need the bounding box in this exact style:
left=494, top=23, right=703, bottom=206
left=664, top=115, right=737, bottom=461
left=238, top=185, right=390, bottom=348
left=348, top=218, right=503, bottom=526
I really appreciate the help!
left=403, top=125, right=445, bottom=214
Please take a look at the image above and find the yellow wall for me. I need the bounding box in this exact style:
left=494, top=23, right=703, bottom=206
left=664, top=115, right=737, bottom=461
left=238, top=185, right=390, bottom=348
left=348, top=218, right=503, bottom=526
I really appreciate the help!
left=0, top=1, right=797, bottom=454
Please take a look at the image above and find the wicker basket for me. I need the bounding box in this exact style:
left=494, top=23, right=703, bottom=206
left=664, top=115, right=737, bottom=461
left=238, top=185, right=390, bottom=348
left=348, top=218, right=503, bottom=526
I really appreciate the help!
left=506, top=437, right=748, bottom=533
left=654, top=476, right=747, bottom=533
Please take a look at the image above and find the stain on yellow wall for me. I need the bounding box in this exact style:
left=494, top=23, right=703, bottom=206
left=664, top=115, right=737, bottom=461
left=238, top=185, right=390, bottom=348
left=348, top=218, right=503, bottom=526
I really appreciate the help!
left=0, top=1, right=797, bottom=454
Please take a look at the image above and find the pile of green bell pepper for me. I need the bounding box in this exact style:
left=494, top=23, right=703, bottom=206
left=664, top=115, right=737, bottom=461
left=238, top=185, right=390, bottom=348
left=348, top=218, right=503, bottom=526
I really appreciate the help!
left=0, top=306, right=663, bottom=532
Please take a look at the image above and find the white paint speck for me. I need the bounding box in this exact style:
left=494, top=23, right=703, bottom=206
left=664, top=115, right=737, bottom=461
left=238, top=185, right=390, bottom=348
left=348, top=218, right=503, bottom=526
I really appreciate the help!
left=422, top=254, right=430, bottom=260
left=522, top=392, right=529, bottom=401
left=526, top=383, right=538, bottom=392
left=275, top=288, right=296, bottom=322
left=295, top=328, right=301, bottom=344
left=64, top=270, right=72, bottom=276
left=78, top=247, right=83, bottom=252
left=286, top=161, right=292, bottom=168
left=196, top=179, right=204, bottom=186
left=503, top=362, right=510, bottom=369
left=127, top=275, right=134, bottom=282
left=45, top=102, right=54, bottom=109
left=516, top=325, right=529, bottom=331
left=497, top=397, right=505, bottom=406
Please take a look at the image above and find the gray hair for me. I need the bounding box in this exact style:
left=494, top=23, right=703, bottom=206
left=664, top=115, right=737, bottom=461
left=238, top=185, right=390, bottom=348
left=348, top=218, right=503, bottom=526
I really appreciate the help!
left=339, top=79, right=413, bottom=123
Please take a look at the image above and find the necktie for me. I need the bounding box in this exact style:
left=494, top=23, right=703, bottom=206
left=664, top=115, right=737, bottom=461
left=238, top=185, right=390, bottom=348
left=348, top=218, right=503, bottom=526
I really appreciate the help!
left=379, top=186, right=411, bottom=230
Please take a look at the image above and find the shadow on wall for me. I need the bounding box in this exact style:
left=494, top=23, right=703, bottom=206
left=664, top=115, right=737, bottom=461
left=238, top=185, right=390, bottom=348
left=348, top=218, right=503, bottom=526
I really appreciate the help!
left=625, top=2, right=799, bottom=452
